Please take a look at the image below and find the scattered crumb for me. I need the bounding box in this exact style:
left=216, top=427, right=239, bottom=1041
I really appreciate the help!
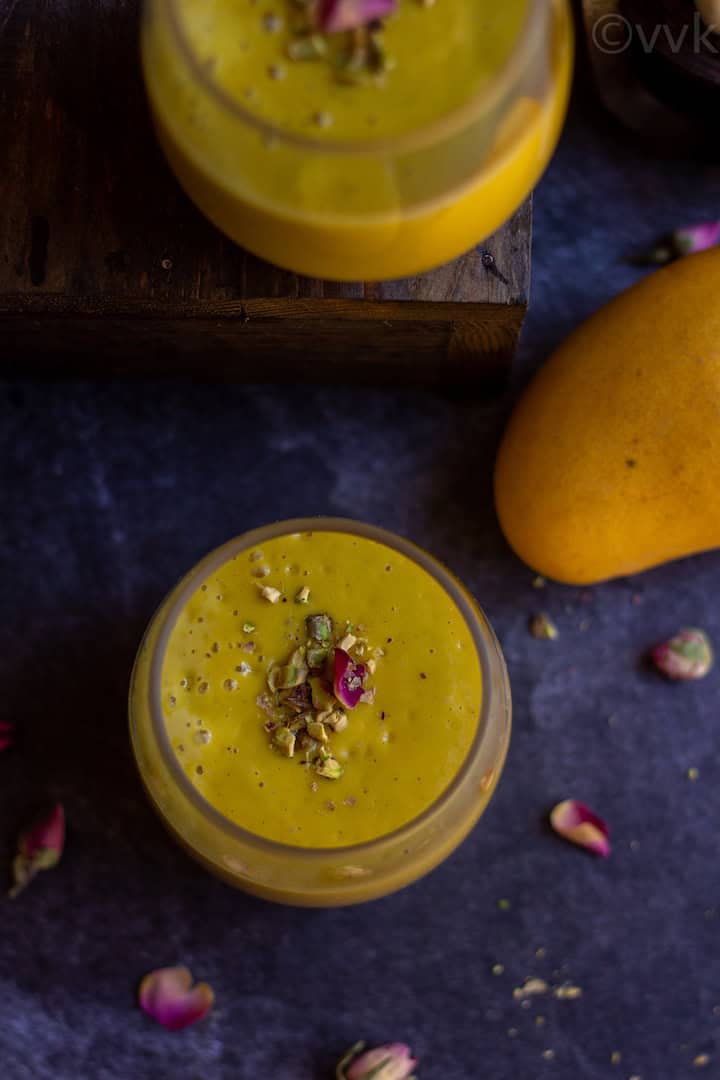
left=610, top=1051, right=621, bottom=1065
left=497, top=898, right=511, bottom=911
left=542, top=1049, right=555, bottom=1061
left=554, top=985, right=583, bottom=1000
left=535, top=947, right=547, bottom=960
left=513, top=977, right=549, bottom=1000
left=688, top=767, right=700, bottom=781
left=507, top=1028, right=519, bottom=1039
left=535, top=1016, right=546, bottom=1027
left=694, top=1054, right=711, bottom=1068
left=532, top=575, right=546, bottom=589
left=492, top=963, right=505, bottom=976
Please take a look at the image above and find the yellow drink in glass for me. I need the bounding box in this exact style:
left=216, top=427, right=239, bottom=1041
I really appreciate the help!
left=129, top=520, right=511, bottom=905
left=141, top=0, right=573, bottom=280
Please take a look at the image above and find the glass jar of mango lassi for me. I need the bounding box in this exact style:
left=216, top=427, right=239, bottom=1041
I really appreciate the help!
left=141, top=0, right=572, bottom=281
left=129, top=520, right=510, bottom=906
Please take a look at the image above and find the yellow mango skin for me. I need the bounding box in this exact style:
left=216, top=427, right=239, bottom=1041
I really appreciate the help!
left=494, top=248, right=720, bottom=585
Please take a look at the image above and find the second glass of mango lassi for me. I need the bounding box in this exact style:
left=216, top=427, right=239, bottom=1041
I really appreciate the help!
left=141, top=0, right=572, bottom=280
left=130, top=519, right=511, bottom=906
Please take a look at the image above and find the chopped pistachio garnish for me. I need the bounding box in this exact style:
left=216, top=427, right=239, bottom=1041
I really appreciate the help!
left=307, top=720, right=328, bottom=743
left=259, top=610, right=376, bottom=775
left=309, top=675, right=336, bottom=711
left=306, top=613, right=333, bottom=641
left=338, top=632, right=357, bottom=651
left=259, top=584, right=282, bottom=603
left=306, top=643, right=329, bottom=669
left=315, top=756, right=343, bottom=780
left=366, top=658, right=377, bottom=675
left=295, top=585, right=311, bottom=604
left=326, top=710, right=348, bottom=732
left=242, top=622, right=256, bottom=633
left=287, top=33, right=327, bottom=60
left=274, top=727, right=296, bottom=757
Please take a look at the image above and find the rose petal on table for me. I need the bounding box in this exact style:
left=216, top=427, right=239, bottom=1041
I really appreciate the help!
left=9, top=803, right=65, bottom=898
left=651, top=628, right=713, bottom=681
left=0, top=720, right=14, bottom=751
left=139, top=966, right=214, bottom=1031
left=316, top=0, right=397, bottom=34
left=334, top=648, right=367, bottom=710
left=550, top=799, right=610, bottom=858
left=337, top=1041, right=418, bottom=1080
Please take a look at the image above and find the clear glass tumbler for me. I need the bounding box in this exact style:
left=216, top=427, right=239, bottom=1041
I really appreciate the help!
left=129, top=519, right=511, bottom=906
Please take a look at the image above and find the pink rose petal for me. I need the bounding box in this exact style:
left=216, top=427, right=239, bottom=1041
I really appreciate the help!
left=0, top=720, right=13, bottom=751
left=341, top=1042, right=418, bottom=1080
left=316, top=0, right=397, bottom=34
left=139, top=966, right=214, bottom=1031
left=9, top=803, right=65, bottom=898
left=334, top=648, right=367, bottom=710
left=550, top=799, right=610, bottom=858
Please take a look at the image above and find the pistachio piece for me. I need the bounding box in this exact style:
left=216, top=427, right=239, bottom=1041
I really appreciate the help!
left=287, top=33, right=327, bottom=60
left=325, top=710, right=348, bottom=733
left=338, top=633, right=357, bottom=651
left=259, top=585, right=282, bottom=604
left=268, top=658, right=307, bottom=691
left=529, top=613, right=558, bottom=640
left=295, top=585, right=311, bottom=604
left=307, top=720, right=328, bottom=743
left=242, top=622, right=256, bottom=633
left=309, top=675, right=336, bottom=711
left=306, top=613, right=333, bottom=642
left=306, top=643, right=329, bottom=669
left=315, top=756, right=343, bottom=780
left=274, top=727, right=296, bottom=757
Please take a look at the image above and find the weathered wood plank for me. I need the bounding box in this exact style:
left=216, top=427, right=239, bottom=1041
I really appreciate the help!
left=1, top=0, right=532, bottom=381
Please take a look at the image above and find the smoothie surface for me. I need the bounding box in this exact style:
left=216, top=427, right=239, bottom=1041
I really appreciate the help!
left=162, top=530, right=482, bottom=847
left=174, top=0, right=530, bottom=141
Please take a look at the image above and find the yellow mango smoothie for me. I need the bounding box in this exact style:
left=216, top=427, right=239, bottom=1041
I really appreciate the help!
left=130, top=520, right=511, bottom=905
left=141, top=0, right=573, bottom=280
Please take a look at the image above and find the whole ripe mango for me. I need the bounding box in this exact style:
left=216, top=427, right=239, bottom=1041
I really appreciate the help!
left=494, top=248, right=720, bottom=585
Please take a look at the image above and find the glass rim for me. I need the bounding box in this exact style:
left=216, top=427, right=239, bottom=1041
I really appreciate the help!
left=160, top=0, right=545, bottom=156
left=146, top=517, right=510, bottom=863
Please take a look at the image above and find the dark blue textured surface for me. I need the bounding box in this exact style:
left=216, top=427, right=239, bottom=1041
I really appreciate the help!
left=3, top=81, right=720, bottom=1079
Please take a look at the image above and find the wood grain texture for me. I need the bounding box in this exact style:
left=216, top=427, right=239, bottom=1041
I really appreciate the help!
left=1, top=0, right=531, bottom=382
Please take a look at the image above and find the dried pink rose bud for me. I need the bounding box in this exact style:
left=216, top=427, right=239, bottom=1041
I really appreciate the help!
left=550, top=799, right=610, bottom=858
left=9, top=803, right=65, bottom=898
left=337, top=1041, right=418, bottom=1080
left=651, top=628, right=713, bottom=681
left=634, top=221, right=720, bottom=265
left=316, top=0, right=397, bottom=34
left=673, top=221, right=720, bottom=256
left=0, top=720, right=14, bottom=751
left=139, top=966, right=215, bottom=1031
left=334, top=648, right=367, bottom=710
